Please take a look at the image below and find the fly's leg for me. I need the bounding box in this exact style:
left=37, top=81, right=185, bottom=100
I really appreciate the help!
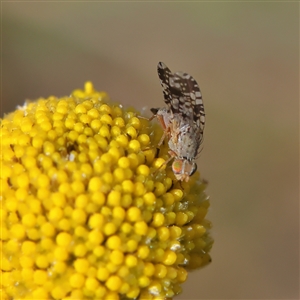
left=142, top=109, right=170, bottom=157
left=156, top=114, right=170, bottom=146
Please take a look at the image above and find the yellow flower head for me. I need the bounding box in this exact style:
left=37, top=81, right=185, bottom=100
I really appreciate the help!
left=1, top=82, right=213, bottom=300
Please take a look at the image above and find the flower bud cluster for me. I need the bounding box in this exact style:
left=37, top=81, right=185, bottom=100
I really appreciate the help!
left=1, top=82, right=212, bottom=299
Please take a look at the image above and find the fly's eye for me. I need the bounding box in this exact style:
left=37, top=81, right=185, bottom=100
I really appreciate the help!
left=190, top=163, right=197, bottom=176
left=172, top=160, right=183, bottom=175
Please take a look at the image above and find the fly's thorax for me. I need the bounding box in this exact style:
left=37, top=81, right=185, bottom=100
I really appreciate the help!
left=157, top=108, right=173, bottom=126
left=171, top=158, right=197, bottom=182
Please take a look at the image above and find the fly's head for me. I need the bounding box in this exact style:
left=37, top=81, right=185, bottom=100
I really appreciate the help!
left=172, top=158, right=197, bottom=182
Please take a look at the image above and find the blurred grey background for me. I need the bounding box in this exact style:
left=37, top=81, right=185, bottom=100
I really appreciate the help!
left=2, top=1, right=299, bottom=300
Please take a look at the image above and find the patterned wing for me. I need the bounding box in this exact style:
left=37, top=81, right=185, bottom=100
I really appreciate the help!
left=157, top=62, right=205, bottom=132
left=174, top=71, right=205, bottom=132
left=157, top=62, right=175, bottom=110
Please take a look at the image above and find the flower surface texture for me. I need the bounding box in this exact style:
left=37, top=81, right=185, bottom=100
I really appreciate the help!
left=1, top=82, right=213, bottom=300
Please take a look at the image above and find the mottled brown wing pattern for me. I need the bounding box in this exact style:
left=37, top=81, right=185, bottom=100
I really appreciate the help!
left=157, top=62, right=205, bottom=133
left=157, top=62, right=175, bottom=111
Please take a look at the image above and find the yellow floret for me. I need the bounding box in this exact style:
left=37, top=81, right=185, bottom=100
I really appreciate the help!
left=106, top=235, right=121, bottom=250
left=10, top=223, right=26, bottom=239
left=36, top=254, right=49, bottom=268
left=1, top=82, right=213, bottom=300
left=56, top=232, right=72, bottom=246
left=32, top=287, right=49, bottom=299
left=33, top=270, right=48, bottom=285
left=106, top=275, right=123, bottom=291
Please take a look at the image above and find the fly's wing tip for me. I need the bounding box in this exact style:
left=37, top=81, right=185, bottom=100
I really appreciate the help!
left=158, top=62, right=170, bottom=71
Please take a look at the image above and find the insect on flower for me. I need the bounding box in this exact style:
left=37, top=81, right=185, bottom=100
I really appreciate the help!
left=150, top=62, right=205, bottom=182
